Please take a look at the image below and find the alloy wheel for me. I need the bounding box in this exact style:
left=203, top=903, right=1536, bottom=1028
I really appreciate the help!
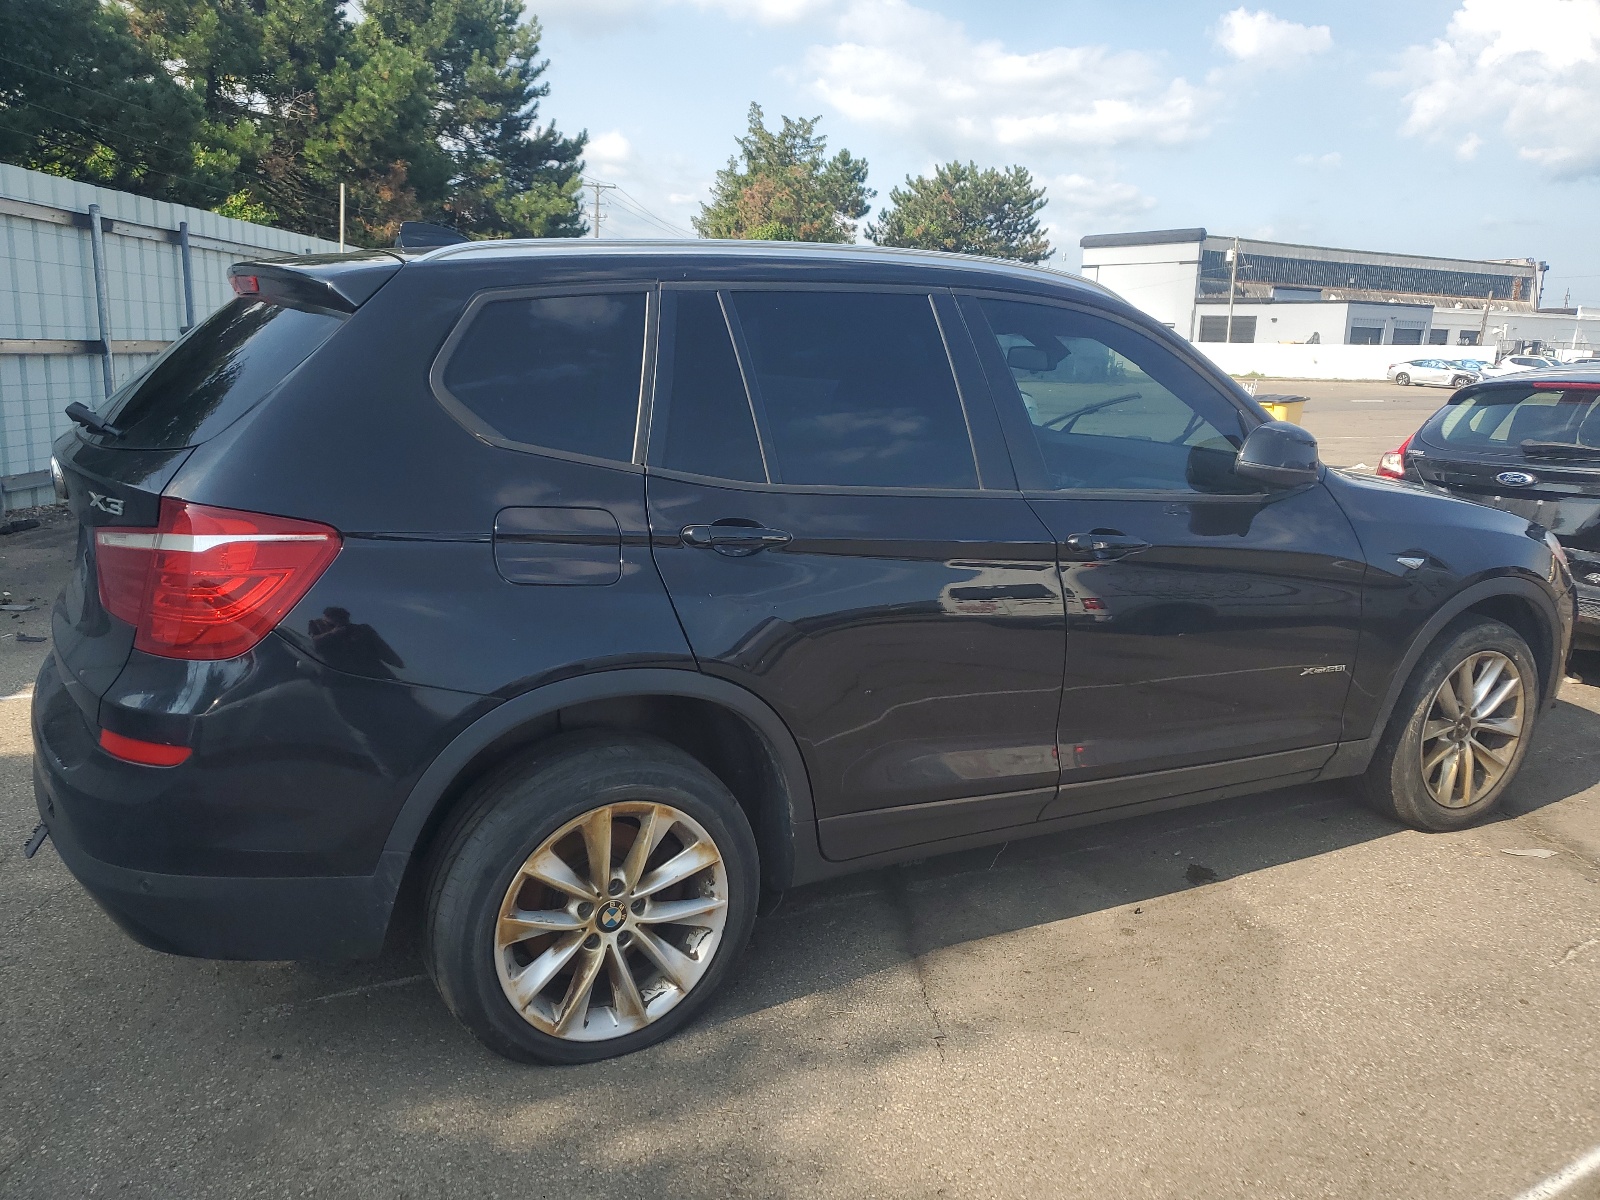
left=493, top=801, right=729, bottom=1042
left=1418, top=650, right=1525, bottom=808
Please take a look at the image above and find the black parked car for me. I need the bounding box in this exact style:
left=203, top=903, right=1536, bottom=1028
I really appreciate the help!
left=1378, top=367, right=1598, bottom=646
left=33, top=242, right=1574, bottom=1063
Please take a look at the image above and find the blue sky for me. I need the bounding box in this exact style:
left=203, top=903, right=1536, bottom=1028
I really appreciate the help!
left=527, top=0, right=1600, bottom=306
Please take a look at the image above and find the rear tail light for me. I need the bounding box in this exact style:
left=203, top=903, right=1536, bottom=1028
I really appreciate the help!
left=95, top=499, right=341, bottom=660
left=1377, top=435, right=1413, bottom=480
left=99, top=728, right=191, bottom=767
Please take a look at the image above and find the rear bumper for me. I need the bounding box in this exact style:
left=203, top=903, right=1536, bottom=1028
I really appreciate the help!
left=28, top=645, right=468, bottom=961
left=36, top=754, right=405, bottom=960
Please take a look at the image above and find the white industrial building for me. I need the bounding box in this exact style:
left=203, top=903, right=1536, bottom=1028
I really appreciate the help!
left=1079, top=228, right=1600, bottom=361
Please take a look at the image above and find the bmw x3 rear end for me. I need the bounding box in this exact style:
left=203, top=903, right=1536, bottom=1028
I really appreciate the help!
left=35, top=241, right=1573, bottom=1063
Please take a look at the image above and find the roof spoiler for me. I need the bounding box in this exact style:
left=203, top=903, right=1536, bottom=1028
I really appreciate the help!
left=396, top=221, right=469, bottom=250
left=228, top=253, right=403, bottom=312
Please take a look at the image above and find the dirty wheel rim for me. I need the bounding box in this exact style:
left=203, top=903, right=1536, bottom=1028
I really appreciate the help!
left=493, top=801, right=729, bottom=1042
left=1419, top=650, right=1525, bottom=808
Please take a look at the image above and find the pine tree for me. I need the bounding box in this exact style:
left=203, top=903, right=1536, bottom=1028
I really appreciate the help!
left=868, top=161, right=1052, bottom=263
left=0, top=0, right=215, bottom=203
left=365, top=0, right=587, bottom=239
left=8, top=0, right=586, bottom=245
left=694, top=104, right=871, bottom=243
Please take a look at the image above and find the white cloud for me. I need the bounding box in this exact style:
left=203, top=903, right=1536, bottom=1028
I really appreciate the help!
left=534, top=0, right=834, bottom=32
left=1047, top=174, right=1157, bottom=224
left=587, top=130, right=633, bottom=172
left=1397, top=0, right=1600, bottom=177
left=802, top=0, right=1208, bottom=152
left=1214, top=8, right=1332, bottom=62
left=1293, top=151, right=1341, bottom=168
left=1038, top=173, right=1158, bottom=259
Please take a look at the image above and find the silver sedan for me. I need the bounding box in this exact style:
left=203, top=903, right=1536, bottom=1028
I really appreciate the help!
left=1387, top=358, right=1481, bottom=388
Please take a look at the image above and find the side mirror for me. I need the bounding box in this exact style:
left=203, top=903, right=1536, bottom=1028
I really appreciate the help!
left=1234, top=420, right=1320, bottom=488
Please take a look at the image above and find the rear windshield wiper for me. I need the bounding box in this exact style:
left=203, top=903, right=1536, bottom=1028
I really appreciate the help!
left=64, top=401, right=122, bottom=439
left=1519, top=439, right=1600, bottom=460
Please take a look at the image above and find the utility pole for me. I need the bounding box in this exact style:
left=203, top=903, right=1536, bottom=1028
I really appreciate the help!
left=1478, top=293, right=1493, bottom=352
left=1225, top=236, right=1241, bottom=343
left=338, top=182, right=346, bottom=253
left=585, top=180, right=617, bottom=238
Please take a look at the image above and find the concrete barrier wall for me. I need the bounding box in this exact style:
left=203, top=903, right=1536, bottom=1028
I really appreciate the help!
left=1191, top=342, right=1487, bottom=381
left=0, top=164, right=340, bottom=509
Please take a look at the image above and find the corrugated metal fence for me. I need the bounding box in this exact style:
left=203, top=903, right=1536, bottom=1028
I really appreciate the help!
left=0, top=163, right=340, bottom=509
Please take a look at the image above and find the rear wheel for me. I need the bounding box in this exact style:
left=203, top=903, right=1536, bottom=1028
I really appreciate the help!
left=424, top=734, right=759, bottom=1063
left=1360, top=617, right=1537, bottom=830
left=1394, top=372, right=1411, bottom=386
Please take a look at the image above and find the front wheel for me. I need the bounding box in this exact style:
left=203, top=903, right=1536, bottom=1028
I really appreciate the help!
left=424, top=734, right=759, bottom=1063
left=1394, top=372, right=1411, bottom=386
left=1451, top=374, right=1472, bottom=387
left=1360, top=617, right=1538, bottom=831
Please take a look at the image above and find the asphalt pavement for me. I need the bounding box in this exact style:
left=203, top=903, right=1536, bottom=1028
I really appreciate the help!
left=2, top=392, right=1598, bottom=1199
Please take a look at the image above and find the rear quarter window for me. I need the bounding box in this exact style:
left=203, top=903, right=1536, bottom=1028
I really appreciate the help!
left=99, top=300, right=346, bottom=450
left=436, top=291, right=648, bottom=462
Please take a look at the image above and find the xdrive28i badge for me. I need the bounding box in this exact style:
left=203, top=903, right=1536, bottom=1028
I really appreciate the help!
left=1496, top=471, right=1537, bottom=486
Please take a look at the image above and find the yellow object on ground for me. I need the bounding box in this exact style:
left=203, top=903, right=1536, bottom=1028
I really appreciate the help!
left=1254, top=395, right=1307, bottom=424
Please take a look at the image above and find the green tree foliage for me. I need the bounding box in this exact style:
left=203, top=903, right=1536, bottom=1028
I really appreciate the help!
left=0, top=0, right=215, bottom=199
left=0, top=0, right=585, bottom=245
left=364, top=0, right=585, bottom=238
left=868, top=161, right=1052, bottom=263
left=694, top=104, right=871, bottom=243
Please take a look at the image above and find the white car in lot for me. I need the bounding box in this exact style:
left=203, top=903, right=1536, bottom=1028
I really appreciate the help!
left=1477, top=354, right=1563, bottom=377
left=1387, top=359, right=1481, bottom=388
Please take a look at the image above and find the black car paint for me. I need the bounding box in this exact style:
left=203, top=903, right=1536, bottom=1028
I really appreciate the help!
left=1404, top=370, right=1600, bottom=643
left=34, top=242, right=1574, bottom=961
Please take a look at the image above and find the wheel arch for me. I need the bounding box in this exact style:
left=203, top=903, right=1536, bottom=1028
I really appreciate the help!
left=1328, top=575, right=1566, bottom=780
left=387, top=669, right=816, bottom=896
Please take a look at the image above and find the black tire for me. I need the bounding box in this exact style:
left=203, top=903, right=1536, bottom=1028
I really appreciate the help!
left=1451, top=375, right=1472, bottom=388
left=1394, top=372, right=1411, bottom=386
left=1359, top=617, right=1539, bottom=831
left=424, top=733, right=759, bottom=1064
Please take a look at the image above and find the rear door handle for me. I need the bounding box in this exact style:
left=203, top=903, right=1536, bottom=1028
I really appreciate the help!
left=1064, top=532, right=1151, bottom=561
left=681, top=524, right=793, bottom=556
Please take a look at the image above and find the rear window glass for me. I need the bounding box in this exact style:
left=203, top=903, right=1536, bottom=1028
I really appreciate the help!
left=658, top=292, right=766, bottom=482
left=100, top=300, right=345, bottom=450
left=1427, top=386, right=1600, bottom=459
left=729, top=291, right=977, bottom=489
left=439, top=292, right=647, bottom=461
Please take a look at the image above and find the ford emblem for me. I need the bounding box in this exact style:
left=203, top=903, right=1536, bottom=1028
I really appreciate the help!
left=1495, top=471, right=1536, bottom=486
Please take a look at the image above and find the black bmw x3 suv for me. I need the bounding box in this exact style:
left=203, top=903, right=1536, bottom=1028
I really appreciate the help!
left=34, top=241, right=1574, bottom=1062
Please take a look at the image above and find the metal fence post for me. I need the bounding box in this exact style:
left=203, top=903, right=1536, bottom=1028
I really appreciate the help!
left=87, top=203, right=115, bottom=397
left=178, top=220, right=195, bottom=332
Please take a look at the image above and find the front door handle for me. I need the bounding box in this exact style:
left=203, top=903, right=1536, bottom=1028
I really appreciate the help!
left=681, top=523, right=793, bottom=556
left=1064, top=531, right=1151, bottom=561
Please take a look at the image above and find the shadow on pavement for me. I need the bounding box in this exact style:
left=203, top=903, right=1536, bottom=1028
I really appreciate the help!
left=6, top=694, right=1597, bottom=1196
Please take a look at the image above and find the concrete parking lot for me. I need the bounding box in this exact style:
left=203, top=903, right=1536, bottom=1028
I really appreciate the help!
left=3, top=387, right=1598, bottom=1199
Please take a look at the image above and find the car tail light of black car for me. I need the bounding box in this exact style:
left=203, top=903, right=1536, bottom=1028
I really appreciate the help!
left=32, top=242, right=1575, bottom=1063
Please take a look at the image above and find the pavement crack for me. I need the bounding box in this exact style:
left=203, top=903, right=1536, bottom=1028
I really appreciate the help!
left=886, top=866, right=949, bottom=1062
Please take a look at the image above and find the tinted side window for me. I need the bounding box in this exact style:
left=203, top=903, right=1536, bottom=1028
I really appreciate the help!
left=440, top=292, right=646, bottom=460
left=102, top=299, right=345, bottom=450
left=659, top=292, right=766, bottom=482
left=975, top=298, right=1245, bottom=492
left=730, top=291, right=977, bottom=489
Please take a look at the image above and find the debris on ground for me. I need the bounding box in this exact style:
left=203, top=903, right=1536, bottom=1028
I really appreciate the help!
left=1501, top=848, right=1558, bottom=858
